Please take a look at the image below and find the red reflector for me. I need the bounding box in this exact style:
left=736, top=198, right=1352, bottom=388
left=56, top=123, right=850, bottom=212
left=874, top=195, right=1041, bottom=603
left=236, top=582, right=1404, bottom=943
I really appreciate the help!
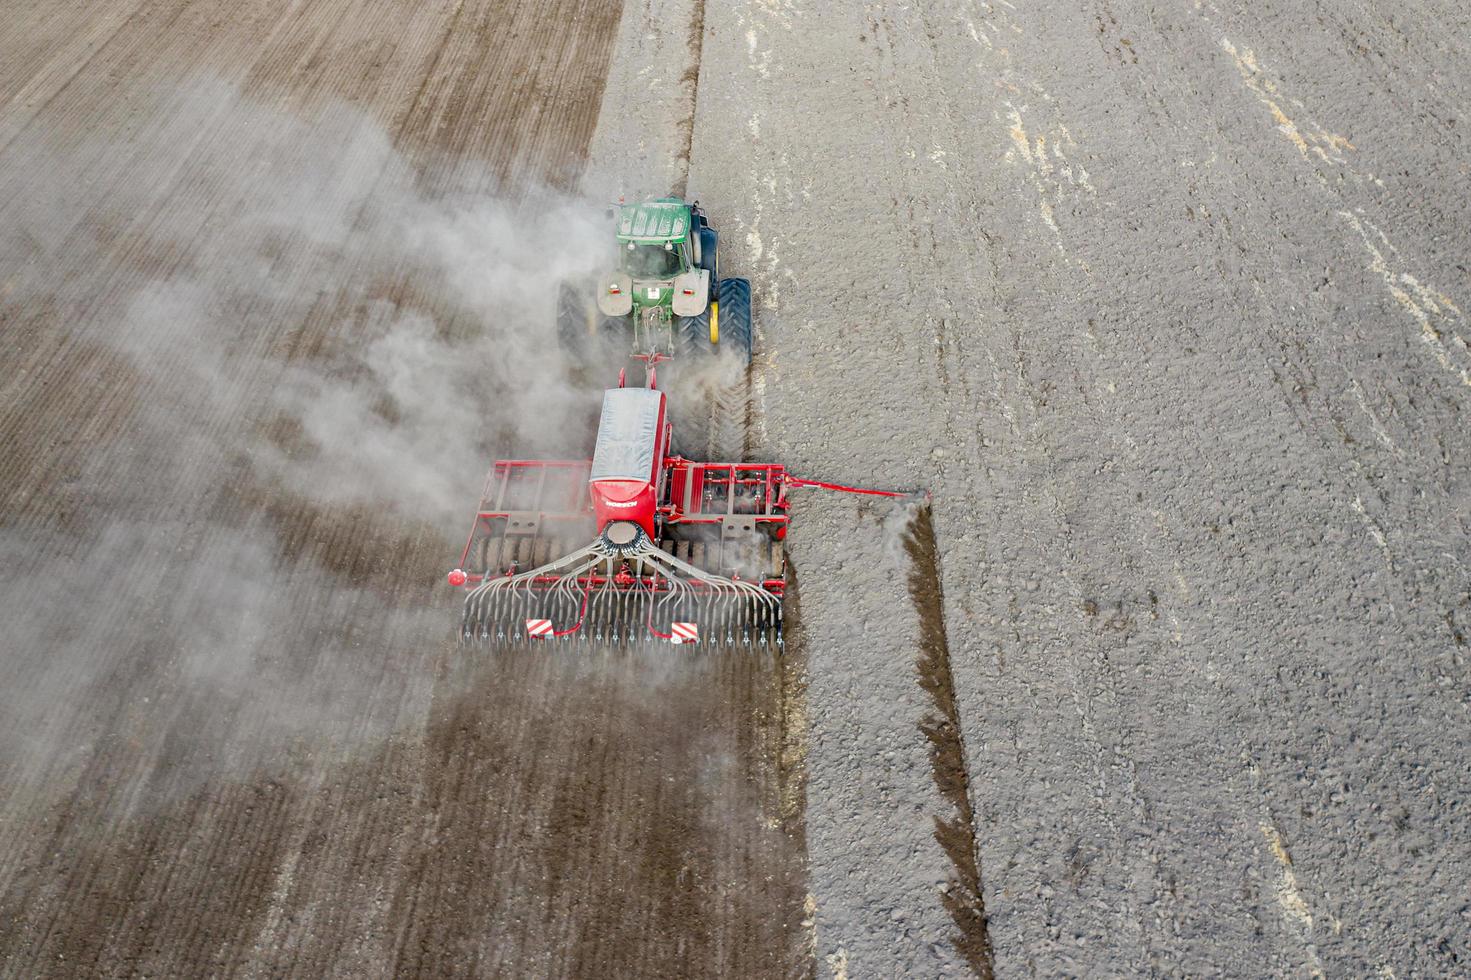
left=609, top=285, right=621, bottom=294
left=682, top=288, right=694, bottom=295
left=447, top=569, right=467, bottom=587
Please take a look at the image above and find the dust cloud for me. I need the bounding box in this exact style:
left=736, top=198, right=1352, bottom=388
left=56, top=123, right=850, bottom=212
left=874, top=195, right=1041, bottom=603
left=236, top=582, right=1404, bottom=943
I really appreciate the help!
left=12, top=77, right=616, bottom=528
left=0, top=77, right=618, bottom=805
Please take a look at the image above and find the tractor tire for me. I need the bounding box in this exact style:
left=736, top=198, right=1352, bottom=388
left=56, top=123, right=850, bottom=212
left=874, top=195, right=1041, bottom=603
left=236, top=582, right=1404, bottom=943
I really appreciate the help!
left=559, top=282, right=632, bottom=379
left=556, top=283, right=593, bottom=364
left=715, top=276, right=752, bottom=365
left=593, top=312, right=633, bottom=377
left=699, top=276, right=753, bottom=461
left=668, top=305, right=717, bottom=458
left=676, top=307, right=713, bottom=358
left=698, top=227, right=718, bottom=299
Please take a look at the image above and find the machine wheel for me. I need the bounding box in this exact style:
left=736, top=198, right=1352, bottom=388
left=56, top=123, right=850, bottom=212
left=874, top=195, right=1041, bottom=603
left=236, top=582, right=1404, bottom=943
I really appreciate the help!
left=496, top=537, right=519, bottom=572
left=715, top=277, right=752, bottom=365
left=477, top=534, right=498, bottom=574
left=764, top=539, right=784, bottom=580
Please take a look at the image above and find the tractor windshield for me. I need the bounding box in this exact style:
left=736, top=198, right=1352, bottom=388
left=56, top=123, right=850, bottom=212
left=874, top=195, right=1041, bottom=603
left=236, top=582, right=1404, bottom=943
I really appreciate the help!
left=622, top=242, right=681, bottom=279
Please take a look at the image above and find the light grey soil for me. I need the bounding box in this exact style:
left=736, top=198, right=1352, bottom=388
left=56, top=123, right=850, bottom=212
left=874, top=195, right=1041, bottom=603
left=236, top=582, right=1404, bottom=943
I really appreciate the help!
left=695, top=1, right=1471, bottom=976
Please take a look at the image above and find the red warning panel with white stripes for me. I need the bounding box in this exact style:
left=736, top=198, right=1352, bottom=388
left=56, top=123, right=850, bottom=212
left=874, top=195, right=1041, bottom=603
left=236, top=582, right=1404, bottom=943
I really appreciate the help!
left=525, top=619, right=554, bottom=638
left=670, top=622, right=699, bottom=644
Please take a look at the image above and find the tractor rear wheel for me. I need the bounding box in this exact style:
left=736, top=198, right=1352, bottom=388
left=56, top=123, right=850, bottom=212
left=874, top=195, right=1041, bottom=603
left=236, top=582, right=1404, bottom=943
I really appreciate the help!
left=556, top=283, right=591, bottom=361
left=559, top=282, right=630, bottom=376
left=676, top=307, right=713, bottom=358
left=558, top=283, right=617, bottom=375
left=716, top=276, right=752, bottom=365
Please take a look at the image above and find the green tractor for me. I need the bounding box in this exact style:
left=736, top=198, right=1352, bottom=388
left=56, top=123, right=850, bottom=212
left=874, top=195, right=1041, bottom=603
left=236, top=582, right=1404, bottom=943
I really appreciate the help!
left=559, top=197, right=752, bottom=367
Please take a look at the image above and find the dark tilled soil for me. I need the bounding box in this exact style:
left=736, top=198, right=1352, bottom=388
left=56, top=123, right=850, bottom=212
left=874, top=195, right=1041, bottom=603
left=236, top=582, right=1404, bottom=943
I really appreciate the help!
left=0, top=2, right=809, bottom=976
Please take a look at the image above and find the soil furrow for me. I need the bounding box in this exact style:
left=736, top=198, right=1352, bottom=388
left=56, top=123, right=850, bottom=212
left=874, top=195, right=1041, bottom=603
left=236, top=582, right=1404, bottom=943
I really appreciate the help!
left=904, top=507, right=995, bottom=977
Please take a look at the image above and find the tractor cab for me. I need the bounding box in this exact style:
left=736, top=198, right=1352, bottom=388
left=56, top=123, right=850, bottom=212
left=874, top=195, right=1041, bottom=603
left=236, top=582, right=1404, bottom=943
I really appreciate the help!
left=622, top=240, right=685, bottom=279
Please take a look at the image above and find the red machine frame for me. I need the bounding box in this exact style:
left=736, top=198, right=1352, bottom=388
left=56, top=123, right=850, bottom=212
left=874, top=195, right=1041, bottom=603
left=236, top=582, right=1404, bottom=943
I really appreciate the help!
left=449, top=360, right=913, bottom=645
left=454, top=455, right=791, bottom=595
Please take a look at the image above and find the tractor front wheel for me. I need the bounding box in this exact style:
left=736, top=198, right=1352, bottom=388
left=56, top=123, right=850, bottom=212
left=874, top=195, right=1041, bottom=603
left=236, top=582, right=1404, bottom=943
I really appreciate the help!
left=698, top=227, right=718, bottom=300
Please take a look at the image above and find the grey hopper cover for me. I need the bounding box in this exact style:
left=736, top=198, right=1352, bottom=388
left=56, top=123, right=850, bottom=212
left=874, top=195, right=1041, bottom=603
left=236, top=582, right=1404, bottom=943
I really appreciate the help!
left=590, top=388, right=663, bottom=482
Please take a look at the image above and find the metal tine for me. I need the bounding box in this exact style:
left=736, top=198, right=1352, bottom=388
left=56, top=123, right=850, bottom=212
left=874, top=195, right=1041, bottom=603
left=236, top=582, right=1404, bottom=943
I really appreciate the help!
left=637, top=589, right=652, bottom=646
left=579, top=579, right=591, bottom=641
left=605, top=575, right=618, bottom=645
left=611, top=587, right=624, bottom=646
left=461, top=533, right=784, bottom=654
left=708, top=593, right=720, bottom=647
left=599, top=557, right=612, bottom=639
left=611, top=567, right=629, bottom=644
left=599, top=577, right=613, bottom=643
left=564, top=587, right=582, bottom=645
left=626, top=587, right=639, bottom=645
left=508, top=589, right=522, bottom=644
left=600, top=561, right=619, bottom=643
left=606, top=567, right=621, bottom=645
left=627, top=587, right=640, bottom=647
left=590, top=576, right=605, bottom=643
left=625, top=565, right=639, bottom=646
left=581, top=564, right=597, bottom=642
left=612, top=573, right=627, bottom=645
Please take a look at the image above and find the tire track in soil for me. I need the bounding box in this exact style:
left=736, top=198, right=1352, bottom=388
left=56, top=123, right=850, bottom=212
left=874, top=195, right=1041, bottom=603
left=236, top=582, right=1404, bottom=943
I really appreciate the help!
left=0, top=0, right=810, bottom=975
left=905, top=507, right=995, bottom=978
left=670, top=0, right=708, bottom=200
left=775, top=561, right=816, bottom=974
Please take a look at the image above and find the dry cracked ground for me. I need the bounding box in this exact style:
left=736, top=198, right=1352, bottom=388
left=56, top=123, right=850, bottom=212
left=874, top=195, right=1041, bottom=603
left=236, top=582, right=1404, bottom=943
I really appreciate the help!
left=2, top=1, right=1469, bottom=977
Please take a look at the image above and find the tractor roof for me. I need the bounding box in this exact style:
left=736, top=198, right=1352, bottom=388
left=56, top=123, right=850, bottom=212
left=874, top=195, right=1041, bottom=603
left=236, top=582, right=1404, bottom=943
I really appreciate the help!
left=616, top=198, right=691, bottom=243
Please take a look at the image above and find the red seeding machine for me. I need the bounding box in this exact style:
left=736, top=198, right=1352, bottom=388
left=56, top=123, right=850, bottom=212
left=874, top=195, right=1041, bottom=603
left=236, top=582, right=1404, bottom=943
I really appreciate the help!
left=448, top=373, right=911, bottom=648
